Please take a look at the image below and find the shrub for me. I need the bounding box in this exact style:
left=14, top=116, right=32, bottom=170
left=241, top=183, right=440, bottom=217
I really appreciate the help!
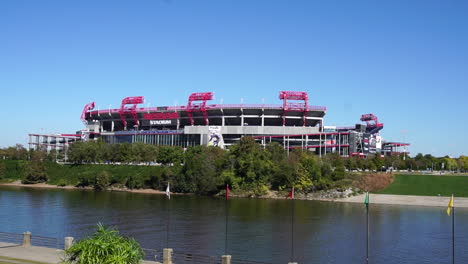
left=21, top=161, right=48, bottom=184
left=126, top=175, right=143, bottom=189
left=76, top=171, right=94, bottom=187
left=56, top=179, right=67, bottom=187
left=333, top=164, right=346, bottom=181
left=0, top=162, right=5, bottom=179
left=63, top=223, right=144, bottom=264
left=94, top=171, right=110, bottom=191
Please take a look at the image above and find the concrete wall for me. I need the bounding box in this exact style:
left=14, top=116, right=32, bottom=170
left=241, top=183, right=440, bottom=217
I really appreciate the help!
left=184, top=125, right=320, bottom=136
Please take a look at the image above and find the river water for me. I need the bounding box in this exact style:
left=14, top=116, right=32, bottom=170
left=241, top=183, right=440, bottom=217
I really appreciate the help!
left=0, top=186, right=467, bottom=264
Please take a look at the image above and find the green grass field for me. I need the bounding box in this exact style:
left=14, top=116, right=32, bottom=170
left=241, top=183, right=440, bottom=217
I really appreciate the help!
left=377, top=174, right=468, bottom=197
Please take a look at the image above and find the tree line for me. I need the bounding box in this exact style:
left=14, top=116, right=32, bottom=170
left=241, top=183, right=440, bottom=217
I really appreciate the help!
left=1, top=140, right=467, bottom=196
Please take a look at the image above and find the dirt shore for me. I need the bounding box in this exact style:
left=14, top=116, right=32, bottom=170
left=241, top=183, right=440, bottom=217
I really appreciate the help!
left=0, top=181, right=169, bottom=195
left=339, top=193, right=468, bottom=208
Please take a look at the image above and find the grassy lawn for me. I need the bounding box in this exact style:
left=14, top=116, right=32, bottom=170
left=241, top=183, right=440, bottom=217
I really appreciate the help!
left=376, top=174, right=468, bottom=197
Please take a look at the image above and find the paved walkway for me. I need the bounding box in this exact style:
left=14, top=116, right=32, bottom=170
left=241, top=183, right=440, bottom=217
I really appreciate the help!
left=339, top=193, right=468, bottom=208
left=0, top=242, right=159, bottom=264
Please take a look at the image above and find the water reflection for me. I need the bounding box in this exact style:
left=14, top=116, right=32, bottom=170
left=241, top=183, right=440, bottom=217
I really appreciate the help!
left=0, top=186, right=466, bottom=264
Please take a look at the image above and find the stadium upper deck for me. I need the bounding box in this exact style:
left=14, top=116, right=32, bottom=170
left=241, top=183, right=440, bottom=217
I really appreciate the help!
left=29, top=90, right=409, bottom=157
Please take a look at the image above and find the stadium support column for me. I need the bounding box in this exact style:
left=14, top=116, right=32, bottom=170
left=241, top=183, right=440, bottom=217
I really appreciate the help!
left=324, top=134, right=327, bottom=155
left=221, top=108, right=225, bottom=126
left=261, top=108, right=264, bottom=127
left=241, top=107, right=244, bottom=126
left=319, top=133, right=322, bottom=157
left=338, top=133, right=341, bottom=155
left=111, top=121, right=114, bottom=132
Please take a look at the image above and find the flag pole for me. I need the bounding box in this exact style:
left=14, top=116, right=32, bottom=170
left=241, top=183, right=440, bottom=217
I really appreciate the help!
left=166, top=182, right=171, bottom=249
left=365, top=191, right=369, bottom=264
left=366, top=200, right=369, bottom=264
left=291, top=187, right=295, bottom=262
left=452, top=206, right=455, bottom=264
left=225, top=184, right=229, bottom=255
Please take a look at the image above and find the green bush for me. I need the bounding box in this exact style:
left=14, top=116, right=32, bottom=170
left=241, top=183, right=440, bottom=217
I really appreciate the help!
left=76, top=171, right=94, bottom=187
left=0, top=162, right=5, bottom=179
left=64, top=223, right=144, bottom=264
left=94, top=171, right=110, bottom=191
left=126, top=175, right=143, bottom=189
left=56, top=178, right=67, bottom=187
left=21, top=161, right=48, bottom=184
left=333, top=164, right=346, bottom=181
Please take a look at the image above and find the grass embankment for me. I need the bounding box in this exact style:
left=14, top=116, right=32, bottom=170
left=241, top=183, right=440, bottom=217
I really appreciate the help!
left=0, top=160, right=165, bottom=188
left=377, top=174, right=468, bottom=197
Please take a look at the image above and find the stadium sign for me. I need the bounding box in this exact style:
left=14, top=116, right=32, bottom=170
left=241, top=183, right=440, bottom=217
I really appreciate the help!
left=144, top=112, right=179, bottom=120
left=142, top=119, right=176, bottom=126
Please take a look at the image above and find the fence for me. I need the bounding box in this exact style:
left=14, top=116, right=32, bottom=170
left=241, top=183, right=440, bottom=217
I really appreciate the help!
left=0, top=231, right=275, bottom=264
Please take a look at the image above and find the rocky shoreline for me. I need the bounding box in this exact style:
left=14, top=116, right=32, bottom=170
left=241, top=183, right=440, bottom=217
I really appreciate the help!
left=0, top=181, right=359, bottom=201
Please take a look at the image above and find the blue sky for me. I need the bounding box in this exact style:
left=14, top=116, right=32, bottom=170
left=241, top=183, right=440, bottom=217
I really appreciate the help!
left=1, top=0, right=467, bottom=157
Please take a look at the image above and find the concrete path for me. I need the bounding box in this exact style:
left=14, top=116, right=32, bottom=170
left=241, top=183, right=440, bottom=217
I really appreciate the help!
left=0, top=243, right=61, bottom=264
left=339, top=193, right=468, bottom=208
left=0, top=242, right=159, bottom=264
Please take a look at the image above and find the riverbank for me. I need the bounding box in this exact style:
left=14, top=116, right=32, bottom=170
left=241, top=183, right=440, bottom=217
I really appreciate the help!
left=2, top=181, right=464, bottom=208
left=0, top=180, right=357, bottom=200
left=339, top=193, right=468, bottom=208
left=0, top=181, right=170, bottom=196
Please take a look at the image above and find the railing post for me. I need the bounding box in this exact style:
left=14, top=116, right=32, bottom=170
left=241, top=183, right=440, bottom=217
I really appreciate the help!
left=163, top=248, right=173, bottom=264
left=64, top=237, right=74, bottom=250
left=222, top=255, right=231, bottom=264
left=22, top=232, right=31, bottom=247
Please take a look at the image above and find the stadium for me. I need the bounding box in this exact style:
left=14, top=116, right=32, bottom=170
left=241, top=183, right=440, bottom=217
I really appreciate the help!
left=28, top=91, right=409, bottom=157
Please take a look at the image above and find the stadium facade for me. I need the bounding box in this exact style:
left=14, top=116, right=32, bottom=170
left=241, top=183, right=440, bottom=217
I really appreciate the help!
left=28, top=91, right=409, bottom=157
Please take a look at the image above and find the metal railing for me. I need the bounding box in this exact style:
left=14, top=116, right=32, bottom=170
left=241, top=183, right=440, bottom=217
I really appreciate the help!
left=31, top=234, right=63, bottom=249
left=231, top=259, right=273, bottom=264
left=142, top=247, right=161, bottom=261
left=173, top=252, right=221, bottom=264
left=0, top=232, right=273, bottom=264
left=0, top=232, right=23, bottom=245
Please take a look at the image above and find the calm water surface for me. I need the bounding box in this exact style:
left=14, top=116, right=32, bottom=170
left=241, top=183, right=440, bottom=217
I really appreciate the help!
left=0, top=186, right=466, bottom=264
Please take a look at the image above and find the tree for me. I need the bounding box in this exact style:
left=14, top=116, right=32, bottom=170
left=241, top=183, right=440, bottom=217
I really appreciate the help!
left=157, top=146, right=183, bottom=165
left=94, top=171, right=110, bottom=191
left=443, top=156, right=457, bottom=171
left=22, top=161, right=48, bottom=184
left=64, top=223, right=144, bottom=264
left=458, top=156, right=468, bottom=172
left=229, top=137, right=273, bottom=194
left=68, top=141, right=86, bottom=163
left=180, top=145, right=225, bottom=194
left=0, top=162, right=5, bottom=179
left=333, top=156, right=346, bottom=181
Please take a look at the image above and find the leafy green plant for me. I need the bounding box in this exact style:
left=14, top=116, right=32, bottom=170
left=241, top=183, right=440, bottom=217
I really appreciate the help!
left=21, top=161, right=48, bottom=184
left=63, top=223, right=144, bottom=264
left=56, top=179, right=67, bottom=187
left=126, top=174, right=143, bottom=189
left=94, top=171, right=110, bottom=191
left=0, top=162, right=5, bottom=179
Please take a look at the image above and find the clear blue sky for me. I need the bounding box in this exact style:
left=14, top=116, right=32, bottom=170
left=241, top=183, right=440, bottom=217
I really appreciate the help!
left=1, top=0, right=467, bottom=157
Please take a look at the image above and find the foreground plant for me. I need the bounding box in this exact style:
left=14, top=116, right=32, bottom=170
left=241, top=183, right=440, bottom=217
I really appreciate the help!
left=63, top=223, right=144, bottom=264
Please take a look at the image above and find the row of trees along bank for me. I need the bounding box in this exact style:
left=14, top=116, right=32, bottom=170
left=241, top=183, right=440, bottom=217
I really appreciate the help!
left=1, top=139, right=467, bottom=196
